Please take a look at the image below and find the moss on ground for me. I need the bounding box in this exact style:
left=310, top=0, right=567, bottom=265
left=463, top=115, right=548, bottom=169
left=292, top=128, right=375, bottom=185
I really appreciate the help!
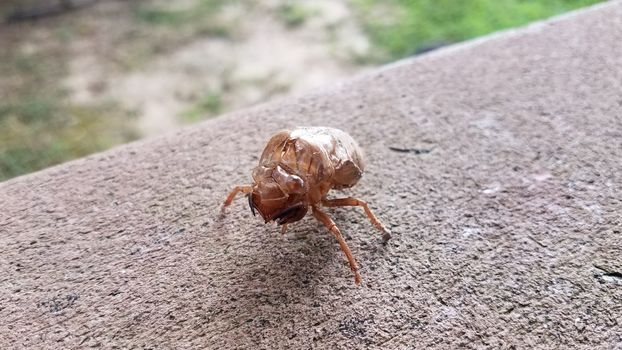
left=353, top=0, right=604, bottom=61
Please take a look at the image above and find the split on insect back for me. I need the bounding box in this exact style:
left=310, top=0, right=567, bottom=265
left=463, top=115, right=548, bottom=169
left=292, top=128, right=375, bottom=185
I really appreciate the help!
left=222, top=126, right=391, bottom=285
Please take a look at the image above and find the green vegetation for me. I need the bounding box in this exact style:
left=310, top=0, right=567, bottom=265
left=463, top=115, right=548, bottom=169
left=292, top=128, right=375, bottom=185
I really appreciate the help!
left=0, top=104, right=137, bottom=179
left=354, top=0, right=604, bottom=60
left=134, top=0, right=233, bottom=38
left=0, top=45, right=137, bottom=181
left=180, top=73, right=291, bottom=123
left=135, top=0, right=224, bottom=26
left=182, top=90, right=224, bottom=122
left=277, top=3, right=316, bottom=28
left=122, top=0, right=234, bottom=69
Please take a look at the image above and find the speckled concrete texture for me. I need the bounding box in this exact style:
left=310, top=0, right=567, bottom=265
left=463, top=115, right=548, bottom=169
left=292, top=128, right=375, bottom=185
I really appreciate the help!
left=1, top=2, right=622, bottom=349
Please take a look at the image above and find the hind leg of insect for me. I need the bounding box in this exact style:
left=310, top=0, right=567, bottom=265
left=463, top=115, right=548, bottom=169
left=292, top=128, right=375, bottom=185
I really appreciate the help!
left=321, top=197, right=391, bottom=242
left=312, top=206, right=362, bottom=285
left=223, top=185, right=253, bottom=208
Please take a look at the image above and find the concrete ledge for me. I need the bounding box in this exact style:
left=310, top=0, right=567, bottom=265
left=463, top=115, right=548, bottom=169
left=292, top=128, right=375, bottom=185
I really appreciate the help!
left=1, top=2, right=622, bottom=348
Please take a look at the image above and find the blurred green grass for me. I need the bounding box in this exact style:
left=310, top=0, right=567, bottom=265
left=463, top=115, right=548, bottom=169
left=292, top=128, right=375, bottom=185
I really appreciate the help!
left=134, top=0, right=233, bottom=39
left=0, top=41, right=138, bottom=181
left=355, top=0, right=604, bottom=60
left=277, top=3, right=318, bottom=28
left=0, top=104, right=137, bottom=178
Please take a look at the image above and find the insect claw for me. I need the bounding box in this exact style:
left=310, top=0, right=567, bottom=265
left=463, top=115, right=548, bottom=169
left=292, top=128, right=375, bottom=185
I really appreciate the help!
left=382, top=231, right=392, bottom=243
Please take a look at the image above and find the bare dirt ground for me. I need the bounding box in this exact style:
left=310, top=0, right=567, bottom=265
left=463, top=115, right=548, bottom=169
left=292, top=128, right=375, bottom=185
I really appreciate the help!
left=20, top=0, right=372, bottom=136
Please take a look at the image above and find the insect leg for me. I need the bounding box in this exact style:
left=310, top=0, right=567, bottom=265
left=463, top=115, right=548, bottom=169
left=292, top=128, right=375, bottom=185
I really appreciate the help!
left=223, top=185, right=253, bottom=208
left=322, top=197, right=391, bottom=242
left=280, top=223, right=288, bottom=235
left=311, top=206, right=362, bottom=285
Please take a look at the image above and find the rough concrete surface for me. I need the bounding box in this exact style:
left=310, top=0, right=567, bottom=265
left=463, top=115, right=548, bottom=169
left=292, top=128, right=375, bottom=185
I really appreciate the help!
left=1, top=2, right=622, bottom=349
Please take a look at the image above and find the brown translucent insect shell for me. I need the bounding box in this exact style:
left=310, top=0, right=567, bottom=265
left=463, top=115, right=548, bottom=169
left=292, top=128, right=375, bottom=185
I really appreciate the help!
left=223, top=127, right=390, bottom=285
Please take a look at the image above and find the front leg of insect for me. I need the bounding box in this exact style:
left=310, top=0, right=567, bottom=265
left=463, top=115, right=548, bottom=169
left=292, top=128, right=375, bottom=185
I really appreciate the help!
left=223, top=185, right=253, bottom=209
